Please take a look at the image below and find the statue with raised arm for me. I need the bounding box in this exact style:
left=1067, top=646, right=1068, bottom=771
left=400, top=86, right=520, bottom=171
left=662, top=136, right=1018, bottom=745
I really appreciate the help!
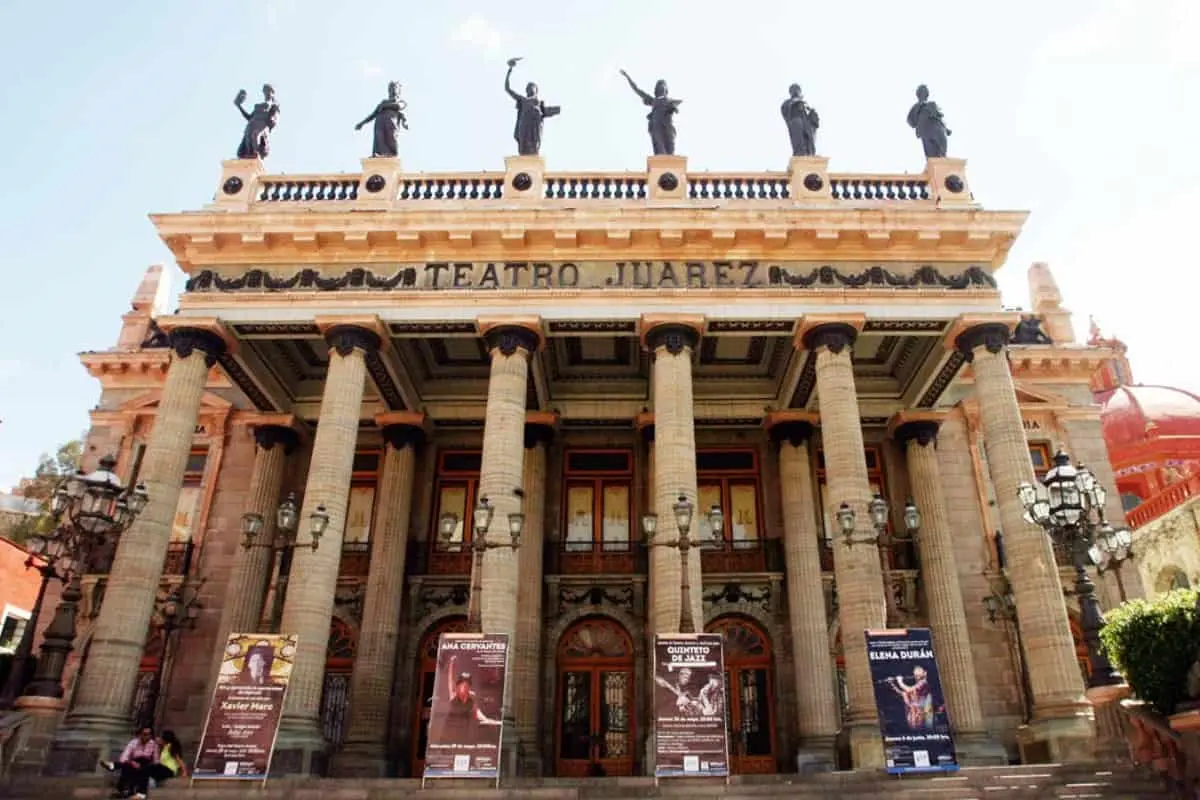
left=355, top=80, right=408, bottom=158
left=906, top=84, right=951, bottom=158
left=619, top=70, right=682, bottom=156
left=234, top=84, right=280, bottom=160
left=505, top=58, right=560, bottom=157
left=781, top=84, right=820, bottom=157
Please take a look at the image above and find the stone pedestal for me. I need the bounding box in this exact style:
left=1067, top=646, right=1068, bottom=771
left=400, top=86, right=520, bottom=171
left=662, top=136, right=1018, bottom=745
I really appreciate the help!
left=924, top=157, right=973, bottom=206
left=211, top=157, right=265, bottom=210
left=787, top=155, right=831, bottom=202
left=357, top=156, right=403, bottom=209
left=9, top=696, right=66, bottom=777
left=503, top=155, right=545, bottom=202
left=646, top=155, right=688, bottom=203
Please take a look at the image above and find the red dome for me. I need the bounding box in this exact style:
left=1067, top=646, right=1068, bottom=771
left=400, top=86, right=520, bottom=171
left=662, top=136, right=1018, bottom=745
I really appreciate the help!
left=1099, top=385, right=1200, bottom=450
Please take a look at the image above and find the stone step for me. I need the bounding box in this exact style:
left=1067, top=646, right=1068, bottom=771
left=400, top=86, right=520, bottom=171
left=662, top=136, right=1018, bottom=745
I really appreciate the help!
left=0, top=765, right=1177, bottom=800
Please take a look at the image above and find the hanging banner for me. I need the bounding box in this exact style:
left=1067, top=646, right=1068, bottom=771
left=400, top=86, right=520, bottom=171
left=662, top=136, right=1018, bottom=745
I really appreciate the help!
left=192, top=633, right=298, bottom=781
left=423, top=633, right=509, bottom=780
left=653, top=633, right=730, bottom=778
left=865, top=628, right=959, bottom=775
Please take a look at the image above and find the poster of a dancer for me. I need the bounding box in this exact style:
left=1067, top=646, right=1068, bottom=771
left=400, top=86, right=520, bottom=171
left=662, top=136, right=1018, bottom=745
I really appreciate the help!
left=423, top=633, right=508, bottom=781
left=653, top=633, right=729, bottom=777
left=866, top=628, right=959, bottom=774
left=193, top=633, right=298, bottom=781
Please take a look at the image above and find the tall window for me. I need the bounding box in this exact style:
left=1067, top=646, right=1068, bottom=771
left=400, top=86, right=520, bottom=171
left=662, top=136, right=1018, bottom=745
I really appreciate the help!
left=340, top=451, right=379, bottom=577
left=563, top=451, right=632, bottom=553
left=171, top=448, right=208, bottom=543
left=430, top=451, right=482, bottom=573
left=1028, top=442, right=1052, bottom=480
left=697, top=450, right=761, bottom=549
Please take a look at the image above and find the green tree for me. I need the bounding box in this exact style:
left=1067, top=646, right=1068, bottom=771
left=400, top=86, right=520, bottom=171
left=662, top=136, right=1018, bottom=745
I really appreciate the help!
left=5, top=439, right=83, bottom=544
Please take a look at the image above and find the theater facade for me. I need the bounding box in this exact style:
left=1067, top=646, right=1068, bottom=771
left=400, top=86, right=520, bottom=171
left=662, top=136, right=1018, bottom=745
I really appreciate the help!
left=49, top=152, right=1139, bottom=778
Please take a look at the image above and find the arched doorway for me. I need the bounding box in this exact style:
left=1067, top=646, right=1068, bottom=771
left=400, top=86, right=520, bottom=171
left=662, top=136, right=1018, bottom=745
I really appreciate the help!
left=708, top=616, right=776, bottom=774
left=411, top=616, right=467, bottom=776
left=320, top=617, right=357, bottom=747
left=555, top=617, right=636, bottom=777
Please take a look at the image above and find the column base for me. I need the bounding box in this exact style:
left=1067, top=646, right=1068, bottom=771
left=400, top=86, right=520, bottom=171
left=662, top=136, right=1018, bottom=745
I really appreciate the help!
left=270, top=718, right=329, bottom=777
left=46, top=710, right=133, bottom=776
left=500, top=718, right=520, bottom=778
left=8, top=696, right=67, bottom=777
left=1090, top=684, right=1133, bottom=765
left=954, top=730, right=1011, bottom=765
left=795, top=735, right=837, bottom=773
left=515, top=733, right=544, bottom=777
left=328, top=741, right=389, bottom=778
left=847, top=722, right=885, bottom=769
left=1016, top=711, right=1096, bottom=765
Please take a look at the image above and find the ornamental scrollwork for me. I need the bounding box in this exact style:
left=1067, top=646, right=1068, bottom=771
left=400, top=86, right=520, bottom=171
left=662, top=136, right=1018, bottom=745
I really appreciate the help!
left=558, top=585, right=634, bottom=610
left=483, top=326, right=539, bottom=357
left=645, top=323, right=700, bottom=356
left=169, top=328, right=227, bottom=367
left=801, top=322, right=857, bottom=355
left=324, top=325, right=382, bottom=358
left=954, top=322, right=1011, bottom=361
left=770, top=264, right=997, bottom=290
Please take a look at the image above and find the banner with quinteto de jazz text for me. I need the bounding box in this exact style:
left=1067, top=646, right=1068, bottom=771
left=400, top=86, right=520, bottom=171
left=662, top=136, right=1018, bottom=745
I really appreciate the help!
left=866, top=628, right=959, bottom=775
left=422, top=632, right=509, bottom=780
left=653, top=633, right=730, bottom=778
left=193, top=633, right=298, bottom=781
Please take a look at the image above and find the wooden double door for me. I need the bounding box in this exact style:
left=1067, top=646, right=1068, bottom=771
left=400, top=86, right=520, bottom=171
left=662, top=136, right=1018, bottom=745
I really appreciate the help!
left=710, top=616, right=776, bottom=775
left=555, top=618, right=636, bottom=777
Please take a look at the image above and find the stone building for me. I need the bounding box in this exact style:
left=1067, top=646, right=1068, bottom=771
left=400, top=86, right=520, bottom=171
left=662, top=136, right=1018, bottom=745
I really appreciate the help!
left=42, top=153, right=1141, bottom=779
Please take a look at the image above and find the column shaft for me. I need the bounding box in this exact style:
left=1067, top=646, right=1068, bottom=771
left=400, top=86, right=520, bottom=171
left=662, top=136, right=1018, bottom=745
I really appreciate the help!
left=220, top=430, right=291, bottom=638
left=805, top=324, right=886, bottom=767
left=959, top=325, right=1091, bottom=755
left=901, top=427, right=986, bottom=735
left=776, top=430, right=839, bottom=749
left=513, top=430, right=550, bottom=770
left=341, top=426, right=419, bottom=763
left=648, top=327, right=702, bottom=634
left=477, top=332, right=534, bottom=640
left=65, top=332, right=222, bottom=743
left=279, top=335, right=372, bottom=741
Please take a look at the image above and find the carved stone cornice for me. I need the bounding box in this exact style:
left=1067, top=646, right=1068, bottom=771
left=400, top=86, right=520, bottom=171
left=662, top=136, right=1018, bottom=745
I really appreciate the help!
left=894, top=420, right=940, bottom=448
left=644, top=323, right=700, bottom=356
left=169, top=327, right=227, bottom=367
left=801, top=322, right=858, bottom=354
left=954, top=322, right=1011, bottom=361
left=323, top=324, right=382, bottom=357
left=483, top=325, right=540, bottom=357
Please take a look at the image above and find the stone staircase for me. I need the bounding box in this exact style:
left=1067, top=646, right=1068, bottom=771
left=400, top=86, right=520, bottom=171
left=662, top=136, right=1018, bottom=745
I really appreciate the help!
left=0, top=765, right=1178, bottom=799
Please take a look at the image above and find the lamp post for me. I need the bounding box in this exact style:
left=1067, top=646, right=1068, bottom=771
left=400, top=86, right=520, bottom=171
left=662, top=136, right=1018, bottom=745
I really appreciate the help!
left=240, top=492, right=329, bottom=552
left=143, top=572, right=204, bottom=730
left=836, top=494, right=921, bottom=625
left=982, top=531, right=1034, bottom=722
left=642, top=493, right=722, bottom=634
left=0, top=533, right=72, bottom=708
left=438, top=496, right=524, bottom=634
left=18, top=455, right=149, bottom=699
left=1089, top=524, right=1134, bottom=603
left=1017, top=449, right=1125, bottom=689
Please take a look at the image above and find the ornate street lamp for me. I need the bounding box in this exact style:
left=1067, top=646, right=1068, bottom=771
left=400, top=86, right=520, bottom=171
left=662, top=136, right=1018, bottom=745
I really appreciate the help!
left=981, top=534, right=1034, bottom=722
left=836, top=493, right=921, bottom=547
left=438, top=494, right=524, bottom=633
left=0, top=533, right=73, bottom=708
left=1017, top=450, right=1125, bottom=689
left=17, top=455, right=148, bottom=700
left=240, top=492, right=329, bottom=552
left=642, top=493, right=722, bottom=634
left=1090, top=523, right=1134, bottom=603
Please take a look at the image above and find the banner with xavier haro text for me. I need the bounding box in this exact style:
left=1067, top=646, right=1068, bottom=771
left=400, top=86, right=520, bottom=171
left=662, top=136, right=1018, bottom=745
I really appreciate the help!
left=654, top=633, right=730, bottom=777
left=865, top=628, right=959, bottom=775
left=193, top=633, right=298, bottom=781
left=423, top=632, right=508, bottom=779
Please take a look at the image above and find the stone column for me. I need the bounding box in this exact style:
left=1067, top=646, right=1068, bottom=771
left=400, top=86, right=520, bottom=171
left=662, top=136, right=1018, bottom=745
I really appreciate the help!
left=335, top=414, right=425, bottom=776
left=956, top=323, right=1094, bottom=763
left=769, top=416, right=838, bottom=770
left=894, top=419, right=1002, bottom=763
left=217, top=423, right=297, bottom=642
left=275, top=325, right=380, bottom=775
left=513, top=416, right=555, bottom=775
left=801, top=322, right=886, bottom=768
left=645, top=323, right=703, bottom=634
left=56, top=328, right=226, bottom=765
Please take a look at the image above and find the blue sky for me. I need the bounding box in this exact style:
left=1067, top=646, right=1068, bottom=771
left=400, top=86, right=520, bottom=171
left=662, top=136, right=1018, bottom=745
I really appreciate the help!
left=0, top=0, right=1197, bottom=488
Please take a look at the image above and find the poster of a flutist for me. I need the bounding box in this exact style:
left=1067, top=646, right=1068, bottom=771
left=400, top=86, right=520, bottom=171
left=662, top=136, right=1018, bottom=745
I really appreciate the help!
left=866, top=628, right=959, bottom=775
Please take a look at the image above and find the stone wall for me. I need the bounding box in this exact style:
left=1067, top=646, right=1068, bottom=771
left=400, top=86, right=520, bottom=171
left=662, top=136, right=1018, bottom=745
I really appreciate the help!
left=1133, top=497, right=1200, bottom=596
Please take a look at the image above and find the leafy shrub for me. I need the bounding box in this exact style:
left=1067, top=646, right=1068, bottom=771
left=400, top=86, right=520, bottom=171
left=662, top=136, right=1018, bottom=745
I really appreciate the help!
left=1100, top=588, right=1200, bottom=714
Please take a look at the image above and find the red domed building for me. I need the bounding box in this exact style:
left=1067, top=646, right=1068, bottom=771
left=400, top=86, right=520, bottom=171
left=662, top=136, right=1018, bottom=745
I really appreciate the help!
left=1092, top=321, right=1200, bottom=592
